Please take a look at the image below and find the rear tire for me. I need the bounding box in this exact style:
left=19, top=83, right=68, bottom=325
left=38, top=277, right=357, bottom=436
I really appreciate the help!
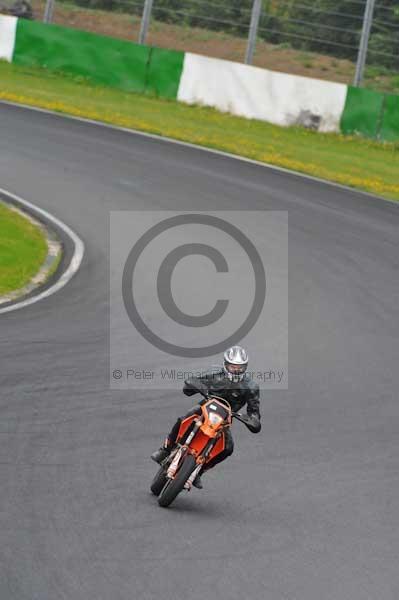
left=150, top=466, right=168, bottom=496
left=158, top=454, right=197, bottom=508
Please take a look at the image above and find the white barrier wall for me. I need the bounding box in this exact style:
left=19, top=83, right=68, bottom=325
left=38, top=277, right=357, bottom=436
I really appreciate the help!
left=1, top=17, right=349, bottom=134
left=0, top=15, right=17, bottom=62
left=178, top=53, right=348, bottom=133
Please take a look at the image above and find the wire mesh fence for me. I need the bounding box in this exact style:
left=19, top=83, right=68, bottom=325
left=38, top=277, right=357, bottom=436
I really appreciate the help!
left=2, top=0, right=399, bottom=89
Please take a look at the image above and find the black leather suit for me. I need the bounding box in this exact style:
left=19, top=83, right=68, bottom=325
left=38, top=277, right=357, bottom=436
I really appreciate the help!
left=167, top=368, right=261, bottom=471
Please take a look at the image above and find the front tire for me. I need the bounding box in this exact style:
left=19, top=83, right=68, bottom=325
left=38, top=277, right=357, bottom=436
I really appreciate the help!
left=150, top=466, right=168, bottom=496
left=158, top=454, right=197, bottom=508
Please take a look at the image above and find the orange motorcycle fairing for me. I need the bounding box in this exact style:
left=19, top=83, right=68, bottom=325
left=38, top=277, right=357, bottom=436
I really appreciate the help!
left=188, top=428, right=226, bottom=463
left=175, top=398, right=231, bottom=465
left=176, top=414, right=198, bottom=442
left=175, top=414, right=227, bottom=464
left=199, top=403, right=226, bottom=437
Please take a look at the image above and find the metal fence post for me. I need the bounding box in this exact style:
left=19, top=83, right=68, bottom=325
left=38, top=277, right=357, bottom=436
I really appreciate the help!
left=353, top=0, right=376, bottom=86
left=139, top=0, right=154, bottom=45
left=43, top=0, right=55, bottom=23
left=245, top=0, right=262, bottom=65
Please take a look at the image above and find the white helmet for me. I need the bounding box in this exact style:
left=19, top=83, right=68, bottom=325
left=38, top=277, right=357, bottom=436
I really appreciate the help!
left=223, top=346, right=248, bottom=382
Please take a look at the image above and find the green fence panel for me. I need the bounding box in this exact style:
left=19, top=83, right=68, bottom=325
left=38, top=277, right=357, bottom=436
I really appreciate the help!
left=14, top=20, right=150, bottom=94
left=146, top=47, right=184, bottom=99
left=379, top=94, right=399, bottom=142
left=340, top=86, right=384, bottom=139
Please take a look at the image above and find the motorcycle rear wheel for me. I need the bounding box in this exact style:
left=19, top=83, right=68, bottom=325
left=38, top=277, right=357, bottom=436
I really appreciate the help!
left=150, top=466, right=168, bottom=496
left=158, top=454, right=197, bottom=508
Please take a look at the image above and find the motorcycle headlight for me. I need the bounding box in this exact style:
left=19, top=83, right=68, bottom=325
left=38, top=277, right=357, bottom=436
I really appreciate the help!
left=208, top=412, right=224, bottom=427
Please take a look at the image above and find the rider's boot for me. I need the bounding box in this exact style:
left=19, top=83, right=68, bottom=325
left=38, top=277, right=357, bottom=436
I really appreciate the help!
left=192, top=468, right=205, bottom=489
left=151, top=439, right=173, bottom=464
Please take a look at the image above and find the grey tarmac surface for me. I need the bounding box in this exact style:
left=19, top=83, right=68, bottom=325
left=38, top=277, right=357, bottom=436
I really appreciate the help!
left=0, top=102, right=398, bottom=600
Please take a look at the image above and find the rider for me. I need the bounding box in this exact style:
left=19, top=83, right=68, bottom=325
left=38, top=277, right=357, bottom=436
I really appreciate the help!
left=151, top=346, right=261, bottom=489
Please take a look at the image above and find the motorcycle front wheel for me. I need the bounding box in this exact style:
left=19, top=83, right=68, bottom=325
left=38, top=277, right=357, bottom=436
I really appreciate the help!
left=150, top=466, right=168, bottom=496
left=158, top=454, right=197, bottom=508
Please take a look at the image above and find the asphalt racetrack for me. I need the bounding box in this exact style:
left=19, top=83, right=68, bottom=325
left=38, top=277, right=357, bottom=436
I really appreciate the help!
left=1, top=103, right=398, bottom=600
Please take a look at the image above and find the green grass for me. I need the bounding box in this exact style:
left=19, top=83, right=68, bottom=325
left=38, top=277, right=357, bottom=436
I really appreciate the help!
left=0, top=202, right=48, bottom=295
left=0, top=61, right=399, bottom=201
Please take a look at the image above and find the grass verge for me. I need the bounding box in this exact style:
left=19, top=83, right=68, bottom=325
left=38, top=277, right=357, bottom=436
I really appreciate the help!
left=0, top=61, right=398, bottom=201
left=0, top=202, right=48, bottom=296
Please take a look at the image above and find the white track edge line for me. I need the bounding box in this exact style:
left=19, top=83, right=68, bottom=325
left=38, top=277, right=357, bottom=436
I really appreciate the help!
left=0, top=187, right=85, bottom=314
left=0, top=99, right=397, bottom=207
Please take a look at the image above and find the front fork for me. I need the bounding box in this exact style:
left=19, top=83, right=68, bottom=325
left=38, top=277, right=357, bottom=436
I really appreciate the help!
left=184, top=437, right=218, bottom=489
left=166, top=419, right=202, bottom=479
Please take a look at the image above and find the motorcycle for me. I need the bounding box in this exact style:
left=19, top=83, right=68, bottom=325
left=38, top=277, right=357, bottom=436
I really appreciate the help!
left=150, top=388, right=251, bottom=508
